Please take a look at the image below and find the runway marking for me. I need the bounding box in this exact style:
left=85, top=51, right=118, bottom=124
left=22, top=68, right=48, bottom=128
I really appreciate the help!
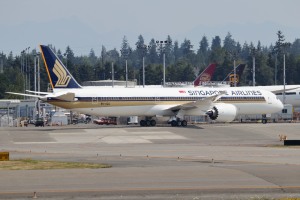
left=101, top=136, right=152, bottom=144
left=100, top=131, right=187, bottom=144
left=13, top=130, right=187, bottom=144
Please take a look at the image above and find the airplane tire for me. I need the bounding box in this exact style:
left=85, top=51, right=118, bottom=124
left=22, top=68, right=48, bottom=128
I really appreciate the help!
left=140, top=120, right=146, bottom=126
left=181, top=120, right=187, bottom=127
left=146, top=120, right=151, bottom=126
left=150, top=120, right=156, bottom=126
left=171, top=120, right=178, bottom=127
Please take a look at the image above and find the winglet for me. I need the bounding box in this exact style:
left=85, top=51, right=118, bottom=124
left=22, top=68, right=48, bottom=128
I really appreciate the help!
left=193, top=63, right=216, bottom=86
left=39, top=45, right=82, bottom=89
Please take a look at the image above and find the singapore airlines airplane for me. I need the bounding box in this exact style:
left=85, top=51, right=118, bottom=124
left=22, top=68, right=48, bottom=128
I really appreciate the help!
left=7, top=45, right=284, bottom=127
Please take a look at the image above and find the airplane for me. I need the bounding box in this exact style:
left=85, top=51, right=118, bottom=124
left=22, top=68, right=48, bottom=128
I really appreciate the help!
left=223, top=64, right=246, bottom=86
left=218, top=64, right=300, bottom=108
left=193, top=63, right=216, bottom=86
left=193, top=64, right=245, bottom=88
left=164, top=63, right=216, bottom=87
left=7, top=45, right=284, bottom=127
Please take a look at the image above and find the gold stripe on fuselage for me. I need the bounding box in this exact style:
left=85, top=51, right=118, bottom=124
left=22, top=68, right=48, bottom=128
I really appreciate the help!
left=47, top=99, right=266, bottom=109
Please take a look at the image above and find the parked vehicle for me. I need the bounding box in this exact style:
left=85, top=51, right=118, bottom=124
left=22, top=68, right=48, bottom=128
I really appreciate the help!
left=127, top=116, right=138, bottom=125
left=93, top=117, right=117, bottom=125
left=34, top=118, right=44, bottom=127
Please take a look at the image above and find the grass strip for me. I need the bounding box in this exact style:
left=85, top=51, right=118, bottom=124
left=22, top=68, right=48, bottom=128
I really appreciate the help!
left=0, top=158, right=111, bottom=170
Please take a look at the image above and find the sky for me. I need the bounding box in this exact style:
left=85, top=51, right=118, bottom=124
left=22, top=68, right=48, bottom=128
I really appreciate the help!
left=1, top=0, right=300, bottom=56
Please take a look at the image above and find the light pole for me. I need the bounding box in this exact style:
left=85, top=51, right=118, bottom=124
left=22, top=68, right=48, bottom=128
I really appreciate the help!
left=27, top=47, right=30, bottom=92
left=281, top=42, right=291, bottom=105
left=34, top=52, right=37, bottom=94
left=250, top=47, right=256, bottom=86
left=136, top=44, right=148, bottom=87
left=120, top=49, right=131, bottom=87
left=283, top=54, right=286, bottom=105
left=34, top=52, right=41, bottom=118
left=63, top=53, right=68, bottom=68
left=227, top=50, right=239, bottom=87
left=233, top=59, right=236, bottom=87
left=24, top=47, right=29, bottom=98
left=111, top=62, right=114, bottom=88
left=21, top=50, right=26, bottom=97
left=275, top=53, right=278, bottom=85
left=155, top=40, right=171, bottom=87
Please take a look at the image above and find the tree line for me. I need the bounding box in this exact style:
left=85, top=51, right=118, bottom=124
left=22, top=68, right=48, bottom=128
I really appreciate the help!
left=1, top=30, right=300, bottom=99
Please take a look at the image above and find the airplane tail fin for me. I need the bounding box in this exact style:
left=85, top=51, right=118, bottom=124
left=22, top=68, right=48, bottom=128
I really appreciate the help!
left=193, top=63, right=216, bottom=86
left=39, top=45, right=82, bottom=89
left=223, top=64, right=246, bottom=86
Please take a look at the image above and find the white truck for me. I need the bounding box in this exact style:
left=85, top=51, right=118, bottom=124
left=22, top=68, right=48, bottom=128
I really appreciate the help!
left=127, top=116, right=138, bottom=125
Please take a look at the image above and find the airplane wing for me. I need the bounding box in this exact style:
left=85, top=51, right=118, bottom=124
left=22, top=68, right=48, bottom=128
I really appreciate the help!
left=166, top=91, right=226, bottom=112
left=270, top=87, right=300, bottom=94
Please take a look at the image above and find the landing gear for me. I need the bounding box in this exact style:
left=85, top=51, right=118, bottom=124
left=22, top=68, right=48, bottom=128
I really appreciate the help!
left=170, top=118, right=187, bottom=127
left=140, top=117, right=156, bottom=127
left=262, top=114, right=267, bottom=124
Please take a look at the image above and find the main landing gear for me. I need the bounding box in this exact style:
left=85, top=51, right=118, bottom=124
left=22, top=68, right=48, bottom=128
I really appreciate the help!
left=139, top=117, right=188, bottom=127
left=168, top=117, right=188, bottom=127
left=140, top=117, right=156, bottom=127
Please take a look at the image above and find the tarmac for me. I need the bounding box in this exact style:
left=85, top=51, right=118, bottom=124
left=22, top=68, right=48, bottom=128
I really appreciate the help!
left=0, top=122, right=300, bottom=199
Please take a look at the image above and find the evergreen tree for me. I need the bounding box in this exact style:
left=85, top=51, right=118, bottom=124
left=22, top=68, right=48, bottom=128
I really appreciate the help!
left=173, top=41, right=180, bottom=62
left=163, top=35, right=174, bottom=65
left=135, top=34, right=147, bottom=69
left=89, top=48, right=97, bottom=66
left=197, top=35, right=210, bottom=69
left=147, top=39, right=158, bottom=64
left=209, top=36, right=224, bottom=64
left=180, top=39, right=193, bottom=59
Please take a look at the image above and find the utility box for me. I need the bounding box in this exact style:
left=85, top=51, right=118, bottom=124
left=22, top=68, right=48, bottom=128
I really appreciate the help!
left=0, top=152, right=9, bottom=161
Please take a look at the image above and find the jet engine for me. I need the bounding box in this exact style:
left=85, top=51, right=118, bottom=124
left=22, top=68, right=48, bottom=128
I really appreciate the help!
left=206, top=104, right=237, bottom=122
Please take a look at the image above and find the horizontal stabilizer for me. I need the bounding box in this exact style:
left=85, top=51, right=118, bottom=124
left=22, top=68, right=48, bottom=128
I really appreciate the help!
left=25, top=90, right=52, bottom=95
left=6, top=92, right=43, bottom=99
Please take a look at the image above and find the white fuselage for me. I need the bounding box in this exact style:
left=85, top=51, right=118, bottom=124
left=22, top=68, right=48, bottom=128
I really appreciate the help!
left=49, top=87, right=283, bottom=117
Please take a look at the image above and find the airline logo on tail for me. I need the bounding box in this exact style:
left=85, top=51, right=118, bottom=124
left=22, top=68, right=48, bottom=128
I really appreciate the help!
left=224, top=64, right=246, bottom=86
left=53, top=60, right=71, bottom=87
left=199, top=73, right=211, bottom=82
left=40, top=45, right=81, bottom=89
left=229, top=74, right=239, bottom=84
left=193, top=63, right=216, bottom=86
